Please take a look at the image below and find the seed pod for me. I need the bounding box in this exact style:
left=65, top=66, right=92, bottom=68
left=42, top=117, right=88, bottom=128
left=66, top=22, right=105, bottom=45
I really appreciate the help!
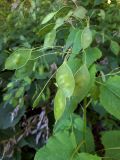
left=56, top=61, right=75, bottom=98
left=81, top=27, right=92, bottom=50
left=54, top=89, right=66, bottom=121
left=73, top=64, right=90, bottom=102
left=5, top=48, right=31, bottom=70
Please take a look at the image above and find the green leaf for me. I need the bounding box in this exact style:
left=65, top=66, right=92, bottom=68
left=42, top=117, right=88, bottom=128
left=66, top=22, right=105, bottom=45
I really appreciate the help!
left=110, top=40, right=120, bottom=56
left=30, top=50, right=43, bottom=60
left=73, top=64, right=90, bottom=102
left=98, top=9, right=105, bottom=20
left=116, top=0, right=120, bottom=4
left=5, top=48, right=32, bottom=70
left=66, top=64, right=96, bottom=113
left=82, top=47, right=102, bottom=68
left=90, top=84, right=100, bottom=101
left=64, top=10, right=73, bottom=21
left=86, top=64, right=97, bottom=95
left=101, top=131, right=120, bottom=159
left=55, top=6, right=72, bottom=18
left=72, top=29, right=82, bottom=55
left=33, top=75, right=53, bottom=108
left=41, top=12, right=56, bottom=24
left=35, top=114, right=95, bottom=160
left=100, top=76, right=120, bottom=119
left=0, top=103, right=25, bottom=129
left=15, top=61, right=34, bottom=78
left=76, top=153, right=101, bottom=160
left=34, top=131, right=76, bottom=160
left=54, top=89, right=66, bottom=121
left=54, top=18, right=64, bottom=29
left=15, top=87, right=24, bottom=98
left=81, top=27, right=92, bottom=50
left=37, top=23, right=55, bottom=36
left=64, top=28, right=79, bottom=52
left=68, top=56, right=82, bottom=74
left=73, top=6, right=87, bottom=19
left=72, top=114, right=95, bottom=153
left=56, top=61, right=75, bottom=98
left=44, top=29, right=56, bottom=48
left=54, top=113, right=95, bottom=153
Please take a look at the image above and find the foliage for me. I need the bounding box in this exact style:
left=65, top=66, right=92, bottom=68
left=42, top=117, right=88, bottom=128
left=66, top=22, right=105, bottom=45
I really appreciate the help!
left=35, top=114, right=96, bottom=160
left=0, top=0, right=120, bottom=160
left=101, top=130, right=120, bottom=160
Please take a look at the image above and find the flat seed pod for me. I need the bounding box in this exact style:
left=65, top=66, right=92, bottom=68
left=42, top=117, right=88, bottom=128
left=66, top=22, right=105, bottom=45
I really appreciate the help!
left=73, top=64, right=90, bottom=102
left=41, top=12, right=56, bottom=24
left=5, top=48, right=32, bottom=70
left=44, top=29, right=56, bottom=48
left=54, top=89, right=66, bottom=121
left=81, top=27, right=92, bottom=50
left=56, top=62, right=75, bottom=98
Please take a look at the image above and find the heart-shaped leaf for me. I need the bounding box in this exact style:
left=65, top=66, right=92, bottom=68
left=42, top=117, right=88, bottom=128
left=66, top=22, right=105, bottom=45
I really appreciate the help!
left=100, top=76, right=120, bottom=119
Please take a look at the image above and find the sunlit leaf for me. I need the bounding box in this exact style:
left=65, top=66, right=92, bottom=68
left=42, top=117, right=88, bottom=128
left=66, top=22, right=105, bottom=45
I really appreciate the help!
left=5, top=48, right=32, bottom=70
left=44, top=29, right=56, bottom=48
left=55, top=6, right=72, bottom=18
left=54, top=89, right=66, bottom=121
left=41, top=12, right=56, bottom=24
left=56, top=61, right=75, bottom=98
left=54, top=18, right=64, bottom=29
left=81, top=27, right=92, bottom=50
left=73, top=64, right=90, bottom=102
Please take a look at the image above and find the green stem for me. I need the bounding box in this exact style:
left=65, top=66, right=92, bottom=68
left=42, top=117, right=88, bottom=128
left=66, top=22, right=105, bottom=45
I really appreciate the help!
left=83, top=98, right=87, bottom=152
left=70, top=140, right=85, bottom=160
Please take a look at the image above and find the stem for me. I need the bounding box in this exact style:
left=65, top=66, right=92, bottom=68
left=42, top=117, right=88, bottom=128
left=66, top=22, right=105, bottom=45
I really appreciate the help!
left=70, top=140, right=85, bottom=160
left=33, top=70, right=57, bottom=108
left=30, top=52, right=59, bottom=60
left=72, top=0, right=78, bottom=8
left=83, top=97, right=87, bottom=152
